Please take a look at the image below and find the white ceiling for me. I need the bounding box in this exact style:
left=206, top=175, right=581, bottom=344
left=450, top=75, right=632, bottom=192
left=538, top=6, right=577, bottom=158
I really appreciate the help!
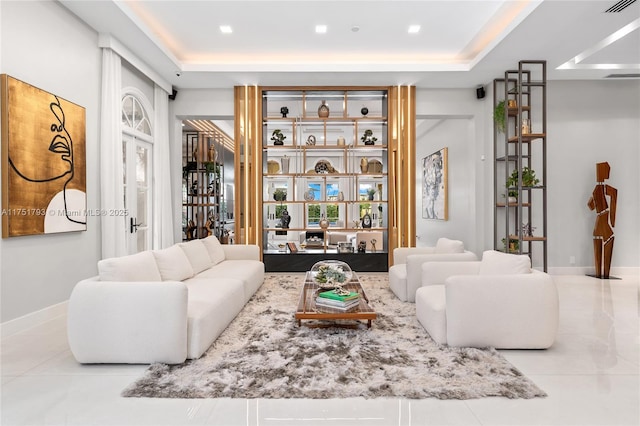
left=59, top=0, right=640, bottom=89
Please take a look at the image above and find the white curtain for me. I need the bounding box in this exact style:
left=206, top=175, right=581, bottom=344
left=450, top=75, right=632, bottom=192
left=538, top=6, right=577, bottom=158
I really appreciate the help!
left=153, top=84, right=175, bottom=249
left=100, top=48, right=126, bottom=259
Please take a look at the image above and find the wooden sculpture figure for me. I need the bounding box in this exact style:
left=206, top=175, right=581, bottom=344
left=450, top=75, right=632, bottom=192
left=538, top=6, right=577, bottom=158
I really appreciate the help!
left=587, top=162, right=617, bottom=278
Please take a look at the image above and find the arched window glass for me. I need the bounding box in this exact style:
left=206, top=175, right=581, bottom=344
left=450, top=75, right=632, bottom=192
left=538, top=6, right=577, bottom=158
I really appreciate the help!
left=122, top=94, right=152, bottom=136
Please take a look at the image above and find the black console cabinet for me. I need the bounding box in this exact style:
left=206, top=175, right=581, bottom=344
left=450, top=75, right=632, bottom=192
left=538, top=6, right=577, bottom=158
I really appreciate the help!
left=264, top=252, right=388, bottom=272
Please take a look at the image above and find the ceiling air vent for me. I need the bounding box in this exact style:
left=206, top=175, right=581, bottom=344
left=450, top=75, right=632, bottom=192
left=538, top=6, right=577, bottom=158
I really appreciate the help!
left=604, top=0, right=636, bottom=12
left=604, top=73, right=640, bottom=78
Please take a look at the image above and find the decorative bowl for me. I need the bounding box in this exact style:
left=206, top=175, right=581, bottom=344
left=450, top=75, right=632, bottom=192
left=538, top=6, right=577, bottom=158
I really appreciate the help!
left=310, top=260, right=353, bottom=289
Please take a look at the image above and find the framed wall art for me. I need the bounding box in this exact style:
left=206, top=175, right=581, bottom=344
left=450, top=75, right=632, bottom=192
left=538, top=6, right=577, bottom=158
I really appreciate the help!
left=422, top=147, right=448, bottom=220
left=1, top=74, right=86, bottom=237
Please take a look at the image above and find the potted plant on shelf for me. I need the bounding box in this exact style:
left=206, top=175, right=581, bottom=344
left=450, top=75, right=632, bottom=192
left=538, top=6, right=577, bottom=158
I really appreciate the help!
left=271, top=129, right=286, bottom=145
left=273, top=188, right=287, bottom=204
left=366, top=188, right=377, bottom=200
left=360, top=129, right=377, bottom=145
left=501, top=237, right=520, bottom=253
left=493, top=100, right=507, bottom=133
left=506, top=166, right=540, bottom=201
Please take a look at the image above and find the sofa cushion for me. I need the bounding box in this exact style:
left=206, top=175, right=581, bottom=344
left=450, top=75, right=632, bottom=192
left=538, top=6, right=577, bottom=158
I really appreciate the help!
left=195, top=259, right=265, bottom=303
left=97, top=251, right=162, bottom=282
left=201, top=236, right=226, bottom=265
left=152, top=245, right=194, bottom=281
left=179, top=240, right=213, bottom=274
left=182, top=278, right=246, bottom=359
left=479, top=250, right=531, bottom=275
left=435, top=238, right=465, bottom=254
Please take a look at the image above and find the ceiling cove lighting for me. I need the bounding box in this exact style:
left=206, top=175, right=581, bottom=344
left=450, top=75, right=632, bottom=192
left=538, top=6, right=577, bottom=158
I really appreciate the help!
left=408, top=25, right=421, bottom=34
left=220, top=25, right=232, bottom=34
left=315, top=25, right=327, bottom=34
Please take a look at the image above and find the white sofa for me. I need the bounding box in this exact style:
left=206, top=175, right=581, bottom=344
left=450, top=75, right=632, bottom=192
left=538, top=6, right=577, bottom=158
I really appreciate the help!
left=415, top=250, right=559, bottom=349
left=389, top=238, right=478, bottom=302
left=67, top=236, right=264, bottom=364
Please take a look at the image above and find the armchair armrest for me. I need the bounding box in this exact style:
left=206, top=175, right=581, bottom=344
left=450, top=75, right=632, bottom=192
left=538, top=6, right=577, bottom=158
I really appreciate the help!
left=222, top=244, right=260, bottom=261
left=445, top=271, right=559, bottom=348
left=67, top=277, right=188, bottom=364
left=420, top=258, right=481, bottom=286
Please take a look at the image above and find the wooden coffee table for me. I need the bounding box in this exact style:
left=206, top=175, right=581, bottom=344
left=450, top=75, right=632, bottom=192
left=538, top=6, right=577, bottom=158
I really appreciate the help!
left=295, top=271, right=377, bottom=328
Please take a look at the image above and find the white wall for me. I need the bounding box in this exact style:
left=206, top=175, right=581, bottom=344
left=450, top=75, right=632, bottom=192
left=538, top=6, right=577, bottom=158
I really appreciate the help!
left=415, top=82, right=640, bottom=271
left=545, top=80, right=639, bottom=270
left=414, top=89, right=487, bottom=255
left=0, top=0, right=102, bottom=322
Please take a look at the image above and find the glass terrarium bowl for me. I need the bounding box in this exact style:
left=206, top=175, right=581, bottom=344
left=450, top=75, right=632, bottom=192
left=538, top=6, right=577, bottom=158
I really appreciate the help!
left=310, top=260, right=353, bottom=289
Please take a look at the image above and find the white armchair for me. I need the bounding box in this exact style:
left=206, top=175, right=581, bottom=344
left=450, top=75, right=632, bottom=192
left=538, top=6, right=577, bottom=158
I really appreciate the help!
left=415, top=250, right=559, bottom=349
left=389, top=238, right=478, bottom=302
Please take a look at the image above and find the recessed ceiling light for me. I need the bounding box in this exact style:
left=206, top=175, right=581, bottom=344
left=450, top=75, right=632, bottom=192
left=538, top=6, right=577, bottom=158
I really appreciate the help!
left=408, top=25, right=421, bottom=34
left=315, top=25, right=327, bottom=34
left=220, top=25, right=232, bottom=34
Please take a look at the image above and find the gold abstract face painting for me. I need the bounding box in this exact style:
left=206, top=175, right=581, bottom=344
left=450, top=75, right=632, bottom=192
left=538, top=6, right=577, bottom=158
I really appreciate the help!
left=1, top=75, right=86, bottom=237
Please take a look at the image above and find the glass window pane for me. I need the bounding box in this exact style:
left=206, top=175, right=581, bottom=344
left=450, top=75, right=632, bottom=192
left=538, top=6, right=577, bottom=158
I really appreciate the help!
left=136, top=146, right=148, bottom=185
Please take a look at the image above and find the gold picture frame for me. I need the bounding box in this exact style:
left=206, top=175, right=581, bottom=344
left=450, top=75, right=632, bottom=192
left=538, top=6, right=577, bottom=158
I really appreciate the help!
left=1, top=74, right=87, bottom=237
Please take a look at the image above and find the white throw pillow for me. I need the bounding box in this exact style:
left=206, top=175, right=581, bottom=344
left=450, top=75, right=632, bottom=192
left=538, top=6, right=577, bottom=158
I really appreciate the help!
left=152, top=245, right=195, bottom=281
left=179, top=240, right=213, bottom=274
left=98, top=251, right=162, bottom=282
left=479, top=250, right=531, bottom=275
left=201, top=236, right=226, bottom=265
left=435, top=238, right=465, bottom=254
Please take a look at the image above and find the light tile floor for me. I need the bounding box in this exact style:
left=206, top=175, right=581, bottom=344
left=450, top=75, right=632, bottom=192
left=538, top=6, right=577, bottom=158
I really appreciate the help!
left=1, top=274, right=638, bottom=426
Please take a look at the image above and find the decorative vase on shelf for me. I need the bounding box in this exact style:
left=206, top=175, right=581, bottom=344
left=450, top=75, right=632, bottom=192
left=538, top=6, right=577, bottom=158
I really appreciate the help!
left=304, top=188, right=315, bottom=201
left=337, top=136, right=345, bottom=146
left=318, top=100, right=330, bottom=118
left=280, top=106, right=289, bottom=118
left=319, top=214, right=330, bottom=230
left=280, top=155, right=290, bottom=174
left=360, top=157, right=369, bottom=173
left=207, top=144, right=217, bottom=162
left=337, top=191, right=344, bottom=201
left=361, top=106, right=369, bottom=116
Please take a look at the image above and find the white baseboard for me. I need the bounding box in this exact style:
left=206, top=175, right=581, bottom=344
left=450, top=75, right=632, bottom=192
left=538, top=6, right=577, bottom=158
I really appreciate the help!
left=1, top=301, right=68, bottom=339
left=548, top=266, right=640, bottom=276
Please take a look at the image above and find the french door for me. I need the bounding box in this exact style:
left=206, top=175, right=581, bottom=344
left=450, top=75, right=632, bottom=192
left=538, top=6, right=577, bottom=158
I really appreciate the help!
left=123, top=134, right=153, bottom=254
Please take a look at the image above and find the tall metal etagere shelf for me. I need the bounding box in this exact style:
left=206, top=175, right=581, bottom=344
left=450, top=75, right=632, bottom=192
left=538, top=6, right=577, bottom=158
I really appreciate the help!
left=182, top=131, right=225, bottom=241
left=493, top=60, right=547, bottom=271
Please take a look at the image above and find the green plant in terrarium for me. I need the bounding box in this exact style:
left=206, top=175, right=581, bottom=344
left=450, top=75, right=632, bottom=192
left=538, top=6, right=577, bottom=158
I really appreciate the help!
left=506, top=166, right=540, bottom=197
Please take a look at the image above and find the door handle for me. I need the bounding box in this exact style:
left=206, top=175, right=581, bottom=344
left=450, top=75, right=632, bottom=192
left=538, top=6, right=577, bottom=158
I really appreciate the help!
left=130, top=217, right=143, bottom=233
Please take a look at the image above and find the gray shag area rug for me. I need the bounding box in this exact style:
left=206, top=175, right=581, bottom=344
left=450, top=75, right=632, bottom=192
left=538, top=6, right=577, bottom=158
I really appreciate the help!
left=122, top=273, right=546, bottom=399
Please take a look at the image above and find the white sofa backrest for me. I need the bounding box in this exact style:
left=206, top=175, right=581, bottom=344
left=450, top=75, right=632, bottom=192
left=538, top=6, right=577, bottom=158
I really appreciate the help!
left=435, top=238, right=465, bottom=254
left=479, top=250, right=531, bottom=275
left=98, top=251, right=162, bottom=282
left=392, top=247, right=436, bottom=265
left=201, top=236, right=226, bottom=265
left=179, top=239, right=214, bottom=274
left=422, top=261, right=482, bottom=286
left=153, top=245, right=195, bottom=281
